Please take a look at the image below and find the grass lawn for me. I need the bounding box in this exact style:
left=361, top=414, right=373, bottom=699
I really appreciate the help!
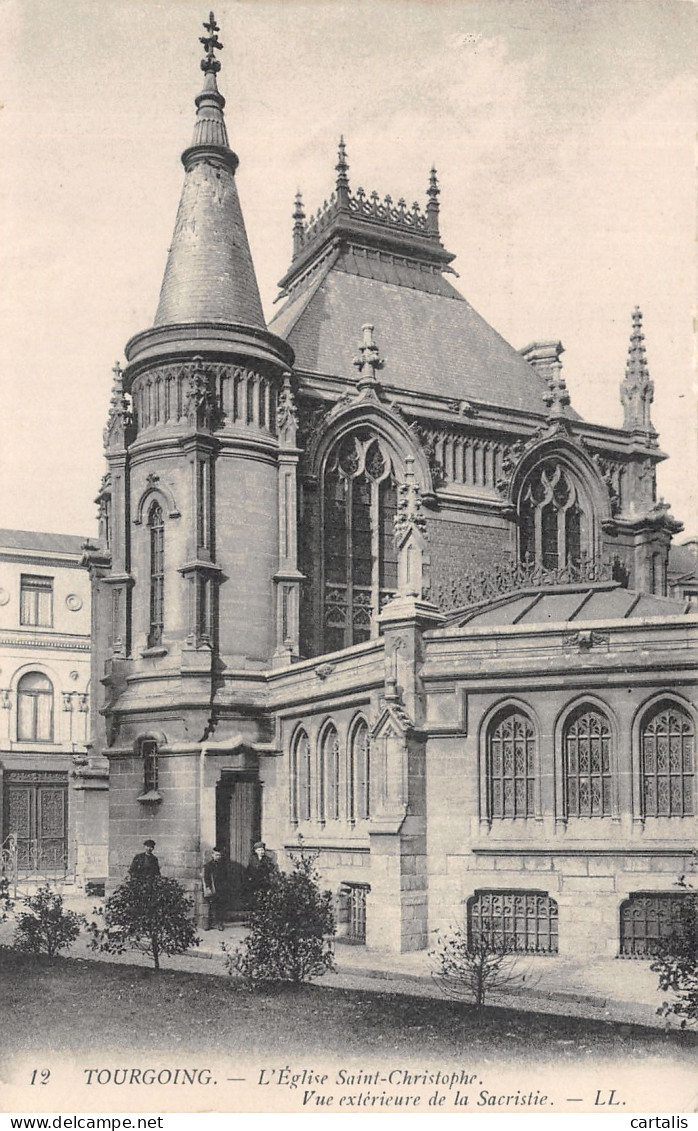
left=1, top=949, right=696, bottom=1064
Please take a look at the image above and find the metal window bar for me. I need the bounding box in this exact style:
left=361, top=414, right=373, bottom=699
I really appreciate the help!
left=468, top=890, right=559, bottom=955
left=619, top=893, right=690, bottom=958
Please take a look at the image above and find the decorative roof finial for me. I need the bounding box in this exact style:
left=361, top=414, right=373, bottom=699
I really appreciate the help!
left=542, top=351, right=572, bottom=421
left=185, top=11, right=233, bottom=162
left=200, top=11, right=223, bottom=74
left=620, top=306, right=656, bottom=436
left=336, top=136, right=350, bottom=208
left=426, top=166, right=440, bottom=237
left=292, top=190, right=306, bottom=257
left=353, top=323, right=384, bottom=390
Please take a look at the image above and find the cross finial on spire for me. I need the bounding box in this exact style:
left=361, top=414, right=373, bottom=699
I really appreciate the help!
left=336, top=136, right=350, bottom=207
left=353, top=324, right=384, bottom=389
left=200, top=11, right=223, bottom=74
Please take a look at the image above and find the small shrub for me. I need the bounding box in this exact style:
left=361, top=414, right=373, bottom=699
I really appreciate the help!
left=13, top=884, right=84, bottom=961
left=0, top=876, right=13, bottom=921
left=430, top=925, right=526, bottom=1008
left=89, top=875, right=199, bottom=970
left=651, top=892, right=698, bottom=1029
left=225, top=845, right=335, bottom=985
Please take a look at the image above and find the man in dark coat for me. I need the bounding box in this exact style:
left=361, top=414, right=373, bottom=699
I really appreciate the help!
left=246, top=841, right=278, bottom=902
left=129, top=839, right=160, bottom=879
left=202, top=847, right=229, bottom=930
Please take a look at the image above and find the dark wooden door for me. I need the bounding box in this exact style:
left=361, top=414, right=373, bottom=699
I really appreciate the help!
left=215, top=774, right=261, bottom=910
left=4, top=771, right=68, bottom=873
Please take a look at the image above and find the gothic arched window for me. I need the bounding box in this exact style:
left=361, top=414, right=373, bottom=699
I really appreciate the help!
left=323, top=432, right=398, bottom=653
left=519, top=461, right=587, bottom=570
left=564, top=706, right=612, bottom=817
left=641, top=703, right=694, bottom=817
left=17, top=672, right=54, bottom=742
left=148, top=501, right=165, bottom=646
left=322, top=724, right=341, bottom=821
left=291, top=728, right=312, bottom=823
left=349, top=718, right=371, bottom=821
left=486, top=709, right=536, bottom=819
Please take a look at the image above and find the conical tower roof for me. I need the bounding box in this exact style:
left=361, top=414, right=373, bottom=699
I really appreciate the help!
left=152, top=13, right=266, bottom=331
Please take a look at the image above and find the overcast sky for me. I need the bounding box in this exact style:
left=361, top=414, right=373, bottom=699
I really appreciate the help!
left=1, top=0, right=696, bottom=539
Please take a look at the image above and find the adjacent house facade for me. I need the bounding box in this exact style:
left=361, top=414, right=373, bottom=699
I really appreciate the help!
left=84, top=18, right=696, bottom=960
left=0, top=529, right=107, bottom=886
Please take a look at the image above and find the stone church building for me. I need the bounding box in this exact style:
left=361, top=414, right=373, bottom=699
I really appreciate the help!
left=84, top=18, right=696, bottom=961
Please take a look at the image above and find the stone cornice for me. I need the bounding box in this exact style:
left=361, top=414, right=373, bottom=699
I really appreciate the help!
left=0, top=633, right=90, bottom=651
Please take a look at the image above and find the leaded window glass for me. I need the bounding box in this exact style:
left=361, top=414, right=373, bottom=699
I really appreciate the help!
left=323, top=724, right=340, bottom=820
left=148, top=501, right=165, bottom=646
left=564, top=706, right=612, bottom=817
left=291, top=729, right=311, bottom=822
left=349, top=719, right=371, bottom=821
left=322, top=433, right=398, bottom=652
left=487, top=710, right=536, bottom=819
left=141, top=738, right=159, bottom=794
left=519, top=462, right=586, bottom=570
left=468, top=890, right=558, bottom=954
left=641, top=704, right=694, bottom=817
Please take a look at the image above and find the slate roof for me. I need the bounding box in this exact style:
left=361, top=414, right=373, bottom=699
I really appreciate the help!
left=668, top=537, right=698, bottom=581
left=0, top=529, right=87, bottom=556
left=445, top=583, right=694, bottom=629
left=270, top=252, right=556, bottom=415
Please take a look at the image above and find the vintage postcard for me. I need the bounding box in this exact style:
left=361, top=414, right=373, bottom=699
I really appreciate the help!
left=0, top=0, right=696, bottom=1120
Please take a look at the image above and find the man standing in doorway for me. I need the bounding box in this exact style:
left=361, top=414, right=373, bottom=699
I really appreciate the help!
left=202, top=846, right=229, bottom=930
left=129, top=838, right=160, bottom=879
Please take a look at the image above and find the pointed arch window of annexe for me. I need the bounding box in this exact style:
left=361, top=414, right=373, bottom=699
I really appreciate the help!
left=322, top=724, right=341, bottom=821
left=349, top=720, right=371, bottom=821
left=148, top=501, right=165, bottom=646
left=519, top=462, right=586, bottom=570
left=641, top=704, right=694, bottom=817
left=487, top=710, right=536, bottom=819
left=323, top=434, right=398, bottom=652
left=17, top=673, right=54, bottom=743
left=290, top=729, right=312, bottom=823
left=564, top=707, right=612, bottom=818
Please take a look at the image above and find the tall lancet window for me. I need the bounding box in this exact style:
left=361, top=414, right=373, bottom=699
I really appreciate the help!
left=519, top=462, right=587, bottom=570
left=148, top=501, right=165, bottom=646
left=322, top=432, right=398, bottom=653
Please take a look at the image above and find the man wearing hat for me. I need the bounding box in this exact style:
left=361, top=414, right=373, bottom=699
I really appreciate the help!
left=129, top=838, right=160, bottom=879
left=246, top=841, right=278, bottom=902
left=202, top=846, right=230, bottom=930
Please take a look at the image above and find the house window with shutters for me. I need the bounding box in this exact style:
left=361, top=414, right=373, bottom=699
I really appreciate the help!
left=20, top=575, right=53, bottom=627
left=486, top=709, right=536, bottom=819
left=640, top=703, right=694, bottom=817
left=17, top=673, right=54, bottom=743
left=322, top=432, right=398, bottom=652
